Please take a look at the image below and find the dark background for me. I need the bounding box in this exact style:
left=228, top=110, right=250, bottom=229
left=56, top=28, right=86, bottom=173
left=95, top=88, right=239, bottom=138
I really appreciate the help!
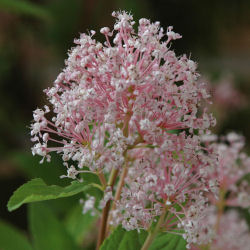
left=0, top=0, right=250, bottom=242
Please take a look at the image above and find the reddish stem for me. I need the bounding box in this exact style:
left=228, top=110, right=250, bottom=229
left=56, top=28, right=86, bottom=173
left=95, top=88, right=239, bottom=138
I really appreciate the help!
left=96, top=168, right=118, bottom=249
left=96, top=200, right=111, bottom=250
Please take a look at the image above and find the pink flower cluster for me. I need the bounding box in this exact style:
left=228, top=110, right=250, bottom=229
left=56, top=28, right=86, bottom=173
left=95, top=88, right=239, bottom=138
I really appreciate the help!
left=213, top=76, right=246, bottom=109
left=210, top=210, right=250, bottom=250
left=111, top=133, right=217, bottom=247
left=203, top=132, right=250, bottom=208
left=187, top=133, right=250, bottom=249
left=30, top=11, right=250, bottom=249
left=31, top=11, right=215, bottom=171
left=190, top=209, right=250, bottom=250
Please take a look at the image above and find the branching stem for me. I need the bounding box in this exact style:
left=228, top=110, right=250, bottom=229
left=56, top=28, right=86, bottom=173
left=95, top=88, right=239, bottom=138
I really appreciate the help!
left=105, top=153, right=129, bottom=236
left=97, top=171, right=107, bottom=187
left=96, top=136, right=145, bottom=248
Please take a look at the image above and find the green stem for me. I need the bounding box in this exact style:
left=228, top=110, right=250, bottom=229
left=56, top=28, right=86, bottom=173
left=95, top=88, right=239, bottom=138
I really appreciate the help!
left=215, top=188, right=225, bottom=233
left=108, top=167, right=119, bottom=186
left=141, top=210, right=167, bottom=250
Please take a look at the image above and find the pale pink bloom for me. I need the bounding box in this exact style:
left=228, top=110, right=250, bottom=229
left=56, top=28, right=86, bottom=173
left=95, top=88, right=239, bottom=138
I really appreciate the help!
left=31, top=11, right=215, bottom=177
left=191, top=210, right=250, bottom=250
left=203, top=132, right=250, bottom=208
left=213, top=211, right=250, bottom=250
left=213, top=76, right=246, bottom=109
left=111, top=132, right=218, bottom=247
left=30, top=11, right=219, bottom=245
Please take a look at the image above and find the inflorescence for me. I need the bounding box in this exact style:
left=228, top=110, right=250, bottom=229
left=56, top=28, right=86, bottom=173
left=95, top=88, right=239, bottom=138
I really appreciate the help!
left=30, top=11, right=250, bottom=249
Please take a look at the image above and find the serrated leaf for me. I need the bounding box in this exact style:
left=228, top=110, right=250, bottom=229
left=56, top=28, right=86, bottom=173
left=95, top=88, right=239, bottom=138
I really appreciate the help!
left=28, top=203, right=78, bottom=250
left=149, top=233, right=186, bottom=250
left=100, top=225, right=147, bottom=250
left=0, top=219, right=33, bottom=250
left=64, top=205, right=97, bottom=245
left=7, top=178, right=90, bottom=211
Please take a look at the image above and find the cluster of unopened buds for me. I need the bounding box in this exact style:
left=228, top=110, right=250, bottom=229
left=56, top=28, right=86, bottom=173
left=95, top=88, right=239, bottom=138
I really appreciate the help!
left=30, top=11, right=250, bottom=250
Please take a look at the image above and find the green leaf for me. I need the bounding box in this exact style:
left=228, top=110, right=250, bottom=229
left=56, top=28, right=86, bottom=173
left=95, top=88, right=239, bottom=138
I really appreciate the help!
left=7, top=178, right=90, bottom=211
left=100, top=225, right=147, bottom=250
left=64, top=205, right=97, bottom=245
left=149, top=233, right=186, bottom=250
left=101, top=226, right=186, bottom=250
left=0, top=0, right=51, bottom=21
left=28, top=203, right=78, bottom=250
left=0, top=219, right=33, bottom=250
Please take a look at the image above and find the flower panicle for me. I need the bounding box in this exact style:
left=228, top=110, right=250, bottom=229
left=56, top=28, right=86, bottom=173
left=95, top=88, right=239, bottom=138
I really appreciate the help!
left=29, top=11, right=250, bottom=249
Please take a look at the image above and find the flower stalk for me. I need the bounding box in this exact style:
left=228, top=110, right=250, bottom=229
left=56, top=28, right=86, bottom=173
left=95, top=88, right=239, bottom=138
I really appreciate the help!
left=96, top=167, right=119, bottom=249
left=215, top=188, right=226, bottom=233
left=141, top=209, right=168, bottom=250
left=96, top=200, right=111, bottom=249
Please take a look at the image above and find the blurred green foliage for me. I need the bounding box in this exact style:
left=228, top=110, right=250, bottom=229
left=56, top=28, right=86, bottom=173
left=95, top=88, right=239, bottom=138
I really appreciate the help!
left=0, top=0, right=250, bottom=249
left=0, top=219, right=33, bottom=250
left=28, top=203, right=79, bottom=250
left=0, top=0, right=51, bottom=20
